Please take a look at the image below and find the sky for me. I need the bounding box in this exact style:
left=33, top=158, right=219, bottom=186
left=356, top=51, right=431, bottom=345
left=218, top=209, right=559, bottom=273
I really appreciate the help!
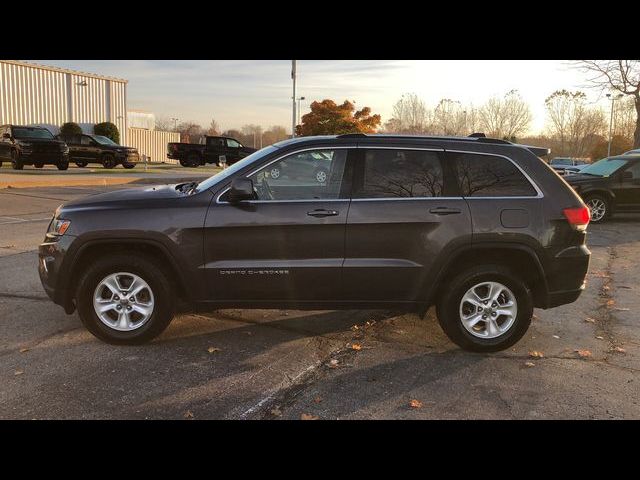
left=33, top=60, right=610, bottom=135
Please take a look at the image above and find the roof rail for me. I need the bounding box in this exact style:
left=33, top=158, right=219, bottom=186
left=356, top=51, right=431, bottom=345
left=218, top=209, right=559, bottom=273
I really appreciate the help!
left=336, top=133, right=368, bottom=138
left=468, top=132, right=486, bottom=138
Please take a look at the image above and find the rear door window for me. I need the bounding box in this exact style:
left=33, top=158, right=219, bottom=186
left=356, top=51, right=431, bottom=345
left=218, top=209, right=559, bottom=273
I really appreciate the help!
left=452, top=152, right=537, bottom=197
left=355, top=149, right=445, bottom=198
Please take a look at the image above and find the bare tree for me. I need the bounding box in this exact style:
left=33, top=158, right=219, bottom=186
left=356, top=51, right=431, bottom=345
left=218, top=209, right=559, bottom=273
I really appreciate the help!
left=206, top=118, right=221, bottom=136
left=177, top=121, right=204, bottom=144
left=262, top=125, right=288, bottom=146
left=480, top=90, right=532, bottom=139
left=433, top=99, right=467, bottom=136
left=613, top=96, right=637, bottom=142
left=578, top=60, right=640, bottom=148
left=384, top=93, right=432, bottom=133
left=155, top=116, right=175, bottom=132
left=241, top=124, right=264, bottom=148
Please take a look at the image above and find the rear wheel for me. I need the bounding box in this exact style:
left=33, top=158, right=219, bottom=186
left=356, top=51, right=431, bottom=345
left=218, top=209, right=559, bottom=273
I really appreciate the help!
left=102, top=154, right=116, bottom=169
left=76, top=254, right=175, bottom=344
left=584, top=194, right=609, bottom=223
left=75, top=161, right=88, bottom=168
left=11, top=150, right=23, bottom=170
left=436, top=265, right=533, bottom=352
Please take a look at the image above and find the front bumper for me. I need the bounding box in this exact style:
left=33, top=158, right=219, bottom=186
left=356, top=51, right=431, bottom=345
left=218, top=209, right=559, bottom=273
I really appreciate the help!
left=21, top=151, right=69, bottom=164
left=116, top=152, right=140, bottom=164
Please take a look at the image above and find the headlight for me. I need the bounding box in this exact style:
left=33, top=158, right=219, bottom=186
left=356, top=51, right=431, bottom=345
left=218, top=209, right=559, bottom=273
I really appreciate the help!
left=48, top=218, right=71, bottom=236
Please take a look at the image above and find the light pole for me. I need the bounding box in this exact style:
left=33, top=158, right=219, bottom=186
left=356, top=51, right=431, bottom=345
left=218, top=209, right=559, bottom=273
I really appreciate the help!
left=606, top=93, right=624, bottom=157
left=171, top=117, right=179, bottom=132
left=291, top=60, right=297, bottom=138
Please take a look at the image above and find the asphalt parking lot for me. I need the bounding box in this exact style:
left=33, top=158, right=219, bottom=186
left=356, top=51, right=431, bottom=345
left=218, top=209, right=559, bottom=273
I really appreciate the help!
left=1, top=178, right=639, bottom=419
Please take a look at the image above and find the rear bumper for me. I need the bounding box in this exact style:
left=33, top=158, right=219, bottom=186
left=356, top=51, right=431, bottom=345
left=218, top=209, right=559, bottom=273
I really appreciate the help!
left=539, top=244, right=590, bottom=309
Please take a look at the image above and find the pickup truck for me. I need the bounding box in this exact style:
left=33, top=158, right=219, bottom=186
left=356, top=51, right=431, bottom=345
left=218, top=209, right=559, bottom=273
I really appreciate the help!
left=0, top=124, right=69, bottom=170
left=167, top=136, right=257, bottom=167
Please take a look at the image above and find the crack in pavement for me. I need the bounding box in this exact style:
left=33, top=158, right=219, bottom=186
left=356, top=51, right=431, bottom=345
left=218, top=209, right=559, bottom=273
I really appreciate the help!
left=0, top=292, right=49, bottom=301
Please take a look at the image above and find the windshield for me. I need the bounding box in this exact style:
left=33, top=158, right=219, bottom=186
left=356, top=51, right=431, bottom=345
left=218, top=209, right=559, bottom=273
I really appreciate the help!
left=580, top=158, right=628, bottom=177
left=195, top=146, right=279, bottom=192
left=551, top=158, right=571, bottom=166
left=13, top=127, right=54, bottom=140
left=92, top=135, right=118, bottom=146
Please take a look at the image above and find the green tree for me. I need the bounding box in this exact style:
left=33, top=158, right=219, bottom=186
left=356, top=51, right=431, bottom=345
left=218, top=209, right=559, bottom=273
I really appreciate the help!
left=295, top=99, right=381, bottom=136
left=60, top=122, right=82, bottom=136
left=94, top=122, right=120, bottom=144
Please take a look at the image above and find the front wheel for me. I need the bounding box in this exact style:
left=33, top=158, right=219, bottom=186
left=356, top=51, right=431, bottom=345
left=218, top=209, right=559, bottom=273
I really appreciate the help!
left=584, top=194, right=609, bottom=223
left=76, top=254, right=175, bottom=344
left=436, top=265, right=533, bottom=352
left=11, top=150, right=23, bottom=170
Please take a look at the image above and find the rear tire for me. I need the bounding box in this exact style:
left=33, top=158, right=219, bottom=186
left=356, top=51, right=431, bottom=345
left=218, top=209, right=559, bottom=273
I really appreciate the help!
left=11, top=150, right=23, bottom=170
left=583, top=194, right=610, bottom=223
left=436, top=265, right=533, bottom=352
left=102, top=154, right=116, bottom=169
left=75, top=253, right=175, bottom=345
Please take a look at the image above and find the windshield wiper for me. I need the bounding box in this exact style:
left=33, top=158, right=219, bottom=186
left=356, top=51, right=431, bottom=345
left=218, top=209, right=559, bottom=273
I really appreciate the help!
left=580, top=172, right=602, bottom=176
left=176, top=181, right=199, bottom=194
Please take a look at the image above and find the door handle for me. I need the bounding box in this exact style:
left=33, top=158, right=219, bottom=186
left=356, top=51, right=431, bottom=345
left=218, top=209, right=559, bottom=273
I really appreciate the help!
left=307, top=209, right=339, bottom=218
left=429, top=207, right=462, bottom=216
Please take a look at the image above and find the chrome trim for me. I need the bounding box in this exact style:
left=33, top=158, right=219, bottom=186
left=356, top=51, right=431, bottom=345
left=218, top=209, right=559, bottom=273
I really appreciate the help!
left=215, top=146, right=355, bottom=204
left=446, top=149, right=544, bottom=199
left=351, top=197, right=463, bottom=202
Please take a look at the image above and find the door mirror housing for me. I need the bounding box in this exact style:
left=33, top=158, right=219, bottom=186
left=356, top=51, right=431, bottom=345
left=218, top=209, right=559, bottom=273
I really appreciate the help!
left=228, top=178, right=254, bottom=203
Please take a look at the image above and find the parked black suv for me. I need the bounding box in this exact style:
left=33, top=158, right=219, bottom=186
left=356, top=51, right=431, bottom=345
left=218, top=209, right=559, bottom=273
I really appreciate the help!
left=56, top=133, right=139, bottom=169
left=564, top=154, right=640, bottom=223
left=167, top=136, right=257, bottom=167
left=0, top=125, right=69, bottom=170
left=39, top=134, right=591, bottom=351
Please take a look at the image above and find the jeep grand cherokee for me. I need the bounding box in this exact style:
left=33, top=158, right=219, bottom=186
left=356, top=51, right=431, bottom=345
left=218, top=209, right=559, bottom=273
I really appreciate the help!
left=38, top=134, right=591, bottom=351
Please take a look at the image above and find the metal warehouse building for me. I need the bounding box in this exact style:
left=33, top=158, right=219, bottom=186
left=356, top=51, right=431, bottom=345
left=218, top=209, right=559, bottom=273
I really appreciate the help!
left=0, top=60, right=180, bottom=162
left=0, top=60, right=128, bottom=144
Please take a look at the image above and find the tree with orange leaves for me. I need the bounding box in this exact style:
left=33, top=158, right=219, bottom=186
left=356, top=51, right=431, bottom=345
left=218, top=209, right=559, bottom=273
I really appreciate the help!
left=295, top=99, right=381, bottom=136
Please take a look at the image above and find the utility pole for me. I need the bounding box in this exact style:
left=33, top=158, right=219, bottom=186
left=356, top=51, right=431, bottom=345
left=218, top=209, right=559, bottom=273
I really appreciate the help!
left=171, top=117, right=179, bottom=132
left=291, top=60, right=297, bottom=138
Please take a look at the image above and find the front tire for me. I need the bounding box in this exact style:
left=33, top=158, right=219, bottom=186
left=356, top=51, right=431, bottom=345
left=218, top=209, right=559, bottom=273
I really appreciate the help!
left=76, top=254, right=175, bottom=345
left=436, top=265, right=533, bottom=352
left=584, top=194, right=610, bottom=223
left=11, top=150, right=23, bottom=170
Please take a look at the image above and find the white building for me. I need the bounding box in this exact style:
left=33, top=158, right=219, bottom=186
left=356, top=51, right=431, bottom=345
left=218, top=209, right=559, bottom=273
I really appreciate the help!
left=0, top=60, right=128, bottom=143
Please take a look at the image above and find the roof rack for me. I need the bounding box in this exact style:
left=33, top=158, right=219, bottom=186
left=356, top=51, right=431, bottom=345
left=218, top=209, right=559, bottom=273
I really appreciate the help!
left=336, top=132, right=512, bottom=145
left=336, top=133, right=368, bottom=138
left=468, top=132, right=486, bottom=138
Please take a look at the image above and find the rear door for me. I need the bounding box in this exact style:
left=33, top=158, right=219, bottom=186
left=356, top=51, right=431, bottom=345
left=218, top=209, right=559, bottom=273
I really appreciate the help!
left=205, top=137, right=225, bottom=164
left=342, top=146, right=472, bottom=302
left=612, top=160, right=640, bottom=208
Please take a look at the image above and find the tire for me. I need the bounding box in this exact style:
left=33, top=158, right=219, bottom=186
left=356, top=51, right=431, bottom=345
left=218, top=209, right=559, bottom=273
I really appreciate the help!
left=180, top=159, right=191, bottom=167
left=75, top=253, right=175, bottom=345
left=436, top=264, right=533, bottom=352
left=314, top=167, right=328, bottom=184
left=187, top=152, right=201, bottom=167
left=583, top=194, right=610, bottom=223
left=102, top=154, right=116, bottom=169
left=11, top=150, right=23, bottom=170
left=34, top=162, right=44, bottom=168
left=57, top=162, right=69, bottom=171
left=75, top=161, right=88, bottom=168
left=122, top=162, right=136, bottom=169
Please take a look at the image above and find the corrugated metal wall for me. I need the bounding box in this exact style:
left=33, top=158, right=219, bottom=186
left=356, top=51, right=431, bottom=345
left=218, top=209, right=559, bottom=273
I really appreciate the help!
left=127, top=127, right=180, bottom=164
left=0, top=60, right=128, bottom=144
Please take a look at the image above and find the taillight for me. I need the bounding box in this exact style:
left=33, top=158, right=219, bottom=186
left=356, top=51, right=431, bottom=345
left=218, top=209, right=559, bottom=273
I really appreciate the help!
left=563, top=206, right=590, bottom=231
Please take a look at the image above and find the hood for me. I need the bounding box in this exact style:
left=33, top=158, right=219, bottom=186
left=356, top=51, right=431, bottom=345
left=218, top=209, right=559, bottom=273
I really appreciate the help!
left=62, top=184, right=184, bottom=211
left=16, top=138, right=65, bottom=145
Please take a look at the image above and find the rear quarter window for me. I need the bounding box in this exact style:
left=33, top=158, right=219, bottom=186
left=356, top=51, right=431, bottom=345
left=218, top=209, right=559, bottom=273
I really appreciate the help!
left=452, top=152, right=537, bottom=197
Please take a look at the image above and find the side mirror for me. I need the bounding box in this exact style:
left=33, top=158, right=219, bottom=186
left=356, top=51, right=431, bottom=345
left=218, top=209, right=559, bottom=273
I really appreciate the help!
left=228, top=178, right=254, bottom=203
left=2, top=133, right=10, bottom=139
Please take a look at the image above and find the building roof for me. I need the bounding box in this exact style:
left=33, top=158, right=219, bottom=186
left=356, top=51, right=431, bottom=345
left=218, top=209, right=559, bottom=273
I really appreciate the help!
left=1, top=60, right=128, bottom=83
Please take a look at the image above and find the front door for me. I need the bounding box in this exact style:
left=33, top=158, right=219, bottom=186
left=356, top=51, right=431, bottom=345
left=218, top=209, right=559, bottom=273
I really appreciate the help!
left=612, top=160, right=640, bottom=209
left=203, top=147, right=354, bottom=303
left=342, top=146, right=472, bottom=302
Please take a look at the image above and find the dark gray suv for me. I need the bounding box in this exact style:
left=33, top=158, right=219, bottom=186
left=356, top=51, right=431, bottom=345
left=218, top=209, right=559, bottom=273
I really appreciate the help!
left=39, top=134, right=591, bottom=351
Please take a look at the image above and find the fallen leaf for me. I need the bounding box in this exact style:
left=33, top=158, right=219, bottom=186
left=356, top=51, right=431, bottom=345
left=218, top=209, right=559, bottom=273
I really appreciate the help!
left=614, top=307, right=630, bottom=311
left=351, top=324, right=360, bottom=331
left=584, top=317, right=596, bottom=323
left=351, top=343, right=362, bottom=351
left=19, top=348, right=29, bottom=353
left=552, top=335, right=560, bottom=339
left=409, top=399, right=423, bottom=409
left=528, top=350, right=544, bottom=358
left=184, top=410, right=194, bottom=419
left=270, top=407, right=282, bottom=417
left=610, top=346, right=626, bottom=354
left=300, top=413, right=319, bottom=420
left=313, top=396, right=323, bottom=404
left=524, top=361, right=536, bottom=368
left=14, top=370, right=24, bottom=376
left=328, top=359, right=339, bottom=368
left=575, top=349, right=592, bottom=358
left=595, top=336, right=604, bottom=340
left=207, top=346, right=221, bottom=354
